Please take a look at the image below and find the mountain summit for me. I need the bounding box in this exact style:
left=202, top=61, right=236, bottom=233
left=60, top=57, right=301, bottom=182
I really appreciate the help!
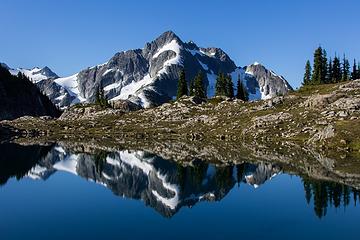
left=7, top=31, right=293, bottom=108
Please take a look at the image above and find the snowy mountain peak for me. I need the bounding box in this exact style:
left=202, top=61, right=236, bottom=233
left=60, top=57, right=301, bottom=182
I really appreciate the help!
left=245, top=63, right=293, bottom=99
left=3, top=63, right=59, bottom=83
left=28, top=31, right=292, bottom=108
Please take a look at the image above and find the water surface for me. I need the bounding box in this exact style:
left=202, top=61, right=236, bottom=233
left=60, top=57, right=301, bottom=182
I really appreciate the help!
left=0, top=143, right=359, bottom=240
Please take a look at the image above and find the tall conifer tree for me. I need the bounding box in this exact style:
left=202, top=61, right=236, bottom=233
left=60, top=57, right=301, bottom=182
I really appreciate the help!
left=342, top=55, right=350, bottom=81
left=189, top=80, right=194, bottom=96
left=236, top=76, right=249, bottom=101
left=215, top=72, right=226, bottom=96
left=351, top=59, right=358, bottom=80
left=226, top=75, right=234, bottom=98
left=321, top=49, right=328, bottom=84
left=327, top=57, right=333, bottom=83
left=303, top=60, right=312, bottom=85
left=193, top=71, right=206, bottom=98
left=176, top=69, right=188, bottom=100
left=311, top=47, right=323, bottom=85
left=332, top=56, right=341, bottom=83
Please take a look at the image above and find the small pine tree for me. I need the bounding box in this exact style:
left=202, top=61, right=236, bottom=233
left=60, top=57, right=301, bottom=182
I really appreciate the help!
left=176, top=69, right=188, bottom=100
left=312, top=46, right=323, bottom=85
left=303, top=60, right=312, bottom=85
left=215, top=72, right=226, bottom=96
left=341, top=55, right=350, bottom=82
left=327, top=57, right=333, bottom=83
left=95, top=86, right=110, bottom=108
left=236, top=76, right=249, bottom=101
left=321, top=49, right=328, bottom=84
left=189, top=80, right=194, bottom=96
left=225, top=75, right=234, bottom=98
left=351, top=59, right=358, bottom=80
left=95, top=87, right=101, bottom=105
left=193, top=71, right=206, bottom=99
left=332, top=56, right=341, bottom=83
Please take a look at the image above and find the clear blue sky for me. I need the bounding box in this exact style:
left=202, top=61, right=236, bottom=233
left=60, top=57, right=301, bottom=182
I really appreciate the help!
left=1, top=0, right=360, bottom=88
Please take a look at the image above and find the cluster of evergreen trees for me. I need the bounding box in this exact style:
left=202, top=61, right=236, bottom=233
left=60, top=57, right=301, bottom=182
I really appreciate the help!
left=176, top=70, right=206, bottom=100
left=215, top=73, right=234, bottom=98
left=303, top=46, right=360, bottom=85
left=95, top=86, right=111, bottom=108
left=303, top=178, right=360, bottom=218
left=176, top=70, right=248, bottom=101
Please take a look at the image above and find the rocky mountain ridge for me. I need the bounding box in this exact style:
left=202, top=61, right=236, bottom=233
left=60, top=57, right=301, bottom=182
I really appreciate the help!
left=3, top=31, right=292, bottom=109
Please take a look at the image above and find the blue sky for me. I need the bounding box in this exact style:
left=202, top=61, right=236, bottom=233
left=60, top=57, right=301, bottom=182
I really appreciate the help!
left=1, top=0, right=360, bottom=88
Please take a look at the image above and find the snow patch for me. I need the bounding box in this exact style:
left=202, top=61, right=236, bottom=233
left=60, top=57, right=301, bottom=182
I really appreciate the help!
left=110, top=74, right=154, bottom=102
left=102, top=69, right=114, bottom=76
left=54, top=74, right=86, bottom=104
left=53, top=154, right=79, bottom=175
left=153, top=40, right=181, bottom=59
left=104, top=82, right=121, bottom=91
left=151, top=172, right=179, bottom=210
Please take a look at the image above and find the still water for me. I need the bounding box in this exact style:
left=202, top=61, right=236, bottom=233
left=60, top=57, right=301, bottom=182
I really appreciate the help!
left=0, top=143, right=359, bottom=240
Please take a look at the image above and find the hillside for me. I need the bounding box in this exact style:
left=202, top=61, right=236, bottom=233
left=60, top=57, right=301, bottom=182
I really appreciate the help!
left=0, top=65, right=61, bottom=120
left=3, top=79, right=359, bottom=163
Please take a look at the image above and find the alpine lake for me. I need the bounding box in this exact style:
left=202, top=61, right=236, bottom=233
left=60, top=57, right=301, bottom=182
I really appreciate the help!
left=1, top=141, right=359, bottom=240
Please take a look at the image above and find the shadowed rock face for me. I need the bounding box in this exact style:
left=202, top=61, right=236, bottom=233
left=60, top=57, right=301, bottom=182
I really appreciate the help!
left=0, top=143, right=53, bottom=185
left=0, top=65, right=61, bottom=120
left=29, top=31, right=292, bottom=109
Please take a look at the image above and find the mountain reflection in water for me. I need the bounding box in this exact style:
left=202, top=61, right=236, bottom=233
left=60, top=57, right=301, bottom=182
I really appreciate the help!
left=0, top=142, right=359, bottom=219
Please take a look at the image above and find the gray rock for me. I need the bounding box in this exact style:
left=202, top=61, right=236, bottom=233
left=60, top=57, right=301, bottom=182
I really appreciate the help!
left=33, top=31, right=293, bottom=109
left=308, top=125, right=335, bottom=143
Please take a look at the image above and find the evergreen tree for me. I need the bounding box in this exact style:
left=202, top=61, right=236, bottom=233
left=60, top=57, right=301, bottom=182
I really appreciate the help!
left=303, top=60, right=312, bottom=85
left=321, top=49, right=328, bottom=84
left=341, top=54, right=350, bottom=81
left=351, top=59, right=358, bottom=80
left=176, top=69, right=188, bottom=100
left=215, top=72, right=227, bottom=96
left=95, top=86, right=110, bottom=108
left=236, top=75, right=242, bottom=99
left=311, top=46, right=323, bottom=85
left=327, top=57, right=333, bottom=83
left=189, top=80, right=194, bottom=96
left=236, top=75, right=249, bottom=101
left=225, top=74, right=234, bottom=98
left=193, top=71, right=206, bottom=98
left=332, top=56, right=341, bottom=83
left=95, top=87, right=101, bottom=105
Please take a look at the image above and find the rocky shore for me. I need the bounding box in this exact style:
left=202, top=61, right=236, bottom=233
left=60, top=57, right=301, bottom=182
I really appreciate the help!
left=1, top=80, right=360, bottom=165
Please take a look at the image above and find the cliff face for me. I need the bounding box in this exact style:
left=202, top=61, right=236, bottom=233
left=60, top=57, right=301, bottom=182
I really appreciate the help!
left=0, top=65, right=61, bottom=120
left=22, top=31, right=292, bottom=109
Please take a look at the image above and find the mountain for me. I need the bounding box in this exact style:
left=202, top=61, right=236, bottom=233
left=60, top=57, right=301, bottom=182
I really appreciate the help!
left=0, top=65, right=61, bottom=120
left=20, top=31, right=292, bottom=109
left=6, top=65, right=59, bottom=83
